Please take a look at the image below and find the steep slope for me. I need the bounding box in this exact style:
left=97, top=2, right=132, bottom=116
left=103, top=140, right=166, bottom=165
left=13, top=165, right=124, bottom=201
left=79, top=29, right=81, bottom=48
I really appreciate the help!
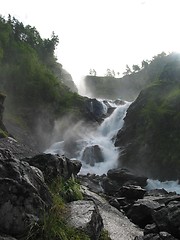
left=115, top=57, right=180, bottom=180
left=83, top=52, right=175, bottom=101
left=0, top=16, right=88, bottom=150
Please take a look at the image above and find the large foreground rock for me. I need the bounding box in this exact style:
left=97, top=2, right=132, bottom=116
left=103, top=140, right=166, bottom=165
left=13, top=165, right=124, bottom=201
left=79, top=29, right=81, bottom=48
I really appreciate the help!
left=81, top=186, right=143, bottom=240
left=25, top=153, right=82, bottom=183
left=67, top=200, right=103, bottom=240
left=0, top=148, right=52, bottom=237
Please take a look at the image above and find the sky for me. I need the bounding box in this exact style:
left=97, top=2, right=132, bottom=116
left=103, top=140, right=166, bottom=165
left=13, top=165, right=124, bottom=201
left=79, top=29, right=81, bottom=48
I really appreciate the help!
left=1, top=0, right=180, bottom=87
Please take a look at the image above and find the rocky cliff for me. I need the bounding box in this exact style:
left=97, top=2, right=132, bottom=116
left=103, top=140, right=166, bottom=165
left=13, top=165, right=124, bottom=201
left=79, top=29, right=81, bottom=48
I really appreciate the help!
left=115, top=78, right=180, bottom=180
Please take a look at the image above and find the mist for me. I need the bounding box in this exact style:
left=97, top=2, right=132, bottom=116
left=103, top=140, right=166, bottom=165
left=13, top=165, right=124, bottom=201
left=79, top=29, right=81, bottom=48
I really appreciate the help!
left=45, top=100, right=131, bottom=175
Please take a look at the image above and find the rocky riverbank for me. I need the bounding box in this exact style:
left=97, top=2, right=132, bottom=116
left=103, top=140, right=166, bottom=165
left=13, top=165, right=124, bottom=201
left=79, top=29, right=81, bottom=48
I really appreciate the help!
left=0, top=93, right=179, bottom=240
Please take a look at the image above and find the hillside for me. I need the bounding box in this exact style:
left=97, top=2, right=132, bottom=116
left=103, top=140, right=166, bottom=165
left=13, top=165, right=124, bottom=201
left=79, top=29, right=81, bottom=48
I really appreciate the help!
left=0, top=15, right=87, bottom=150
left=115, top=55, right=180, bottom=180
left=83, top=52, right=177, bottom=101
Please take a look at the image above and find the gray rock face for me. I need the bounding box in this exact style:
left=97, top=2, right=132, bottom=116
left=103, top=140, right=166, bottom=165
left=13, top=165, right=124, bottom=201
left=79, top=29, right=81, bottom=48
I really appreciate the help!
left=114, top=81, right=180, bottom=181
left=107, top=168, right=147, bottom=187
left=67, top=200, right=103, bottom=240
left=152, top=201, right=180, bottom=238
left=25, top=153, right=82, bottom=183
left=0, top=137, right=39, bottom=160
left=81, top=186, right=143, bottom=240
left=0, top=148, right=52, bottom=237
left=85, top=98, right=107, bottom=123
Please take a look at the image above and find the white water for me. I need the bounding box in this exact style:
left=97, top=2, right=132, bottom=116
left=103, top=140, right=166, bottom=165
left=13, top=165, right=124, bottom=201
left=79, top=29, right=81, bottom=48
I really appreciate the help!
left=45, top=98, right=180, bottom=194
left=79, top=101, right=131, bottom=175
left=146, top=179, right=180, bottom=194
left=45, top=100, right=131, bottom=175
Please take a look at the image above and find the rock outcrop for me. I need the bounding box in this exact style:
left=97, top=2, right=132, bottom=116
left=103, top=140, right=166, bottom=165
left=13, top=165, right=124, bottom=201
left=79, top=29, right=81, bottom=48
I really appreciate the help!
left=102, top=168, right=147, bottom=196
left=81, top=185, right=143, bottom=240
left=24, top=153, right=82, bottom=183
left=67, top=200, right=103, bottom=240
left=115, top=80, right=180, bottom=180
left=0, top=148, right=52, bottom=238
left=82, top=145, right=104, bottom=166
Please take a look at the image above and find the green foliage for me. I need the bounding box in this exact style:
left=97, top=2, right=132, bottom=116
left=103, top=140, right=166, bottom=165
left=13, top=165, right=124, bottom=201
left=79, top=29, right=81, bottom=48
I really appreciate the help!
left=131, top=79, right=180, bottom=177
left=0, top=128, right=8, bottom=138
left=84, top=52, right=176, bottom=101
left=26, top=177, right=88, bottom=240
left=0, top=15, right=87, bottom=139
left=99, top=229, right=111, bottom=240
left=50, top=176, right=83, bottom=203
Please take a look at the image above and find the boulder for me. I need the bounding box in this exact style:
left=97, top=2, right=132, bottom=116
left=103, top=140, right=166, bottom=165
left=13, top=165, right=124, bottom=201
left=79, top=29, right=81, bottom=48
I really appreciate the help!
left=102, top=176, right=120, bottom=196
left=144, top=223, right=159, bottom=235
left=127, top=198, right=164, bottom=228
left=67, top=200, right=103, bottom=240
left=107, top=168, right=147, bottom=187
left=118, top=185, right=146, bottom=200
left=85, top=98, right=107, bottom=122
left=25, top=153, right=82, bottom=183
left=82, top=145, right=104, bottom=166
left=152, top=200, right=180, bottom=238
left=0, top=148, right=52, bottom=237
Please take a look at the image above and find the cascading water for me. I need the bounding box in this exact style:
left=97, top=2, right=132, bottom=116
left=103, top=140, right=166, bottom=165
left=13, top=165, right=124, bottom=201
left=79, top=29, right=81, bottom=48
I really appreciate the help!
left=146, top=179, right=180, bottom=194
left=79, top=101, right=131, bottom=175
left=45, top=100, right=131, bottom=175
left=45, top=98, right=180, bottom=194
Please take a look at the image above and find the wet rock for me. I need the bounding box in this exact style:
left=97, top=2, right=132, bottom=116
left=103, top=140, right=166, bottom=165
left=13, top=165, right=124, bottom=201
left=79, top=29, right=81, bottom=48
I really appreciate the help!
left=25, top=153, right=82, bottom=183
left=67, top=200, right=103, bottom=240
left=113, top=99, right=125, bottom=105
left=107, top=168, right=147, bottom=187
left=102, top=176, right=120, bottom=195
left=82, top=145, right=104, bottom=166
left=78, top=174, right=104, bottom=194
left=127, top=198, right=164, bottom=228
left=85, top=98, right=107, bottom=122
left=159, top=231, right=178, bottom=239
left=144, top=223, right=159, bottom=235
left=0, top=137, right=39, bottom=160
left=152, top=201, right=180, bottom=238
left=118, top=185, right=146, bottom=200
left=0, top=148, right=52, bottom=237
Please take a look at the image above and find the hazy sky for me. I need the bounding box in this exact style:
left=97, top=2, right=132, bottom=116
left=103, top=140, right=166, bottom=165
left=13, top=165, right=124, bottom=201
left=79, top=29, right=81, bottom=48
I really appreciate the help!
left=1, top=0, right=180, bottom=85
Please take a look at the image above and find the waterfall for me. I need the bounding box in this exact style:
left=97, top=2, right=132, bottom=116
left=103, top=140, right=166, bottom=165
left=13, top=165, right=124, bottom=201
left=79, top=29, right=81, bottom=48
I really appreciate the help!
left=79, top=101, right=131, bottom=175
left=146, top=179, right=180, bottom=194
left=45, top=99, right=131, bottom=175
left=45, top=98, right=180, bottom=194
